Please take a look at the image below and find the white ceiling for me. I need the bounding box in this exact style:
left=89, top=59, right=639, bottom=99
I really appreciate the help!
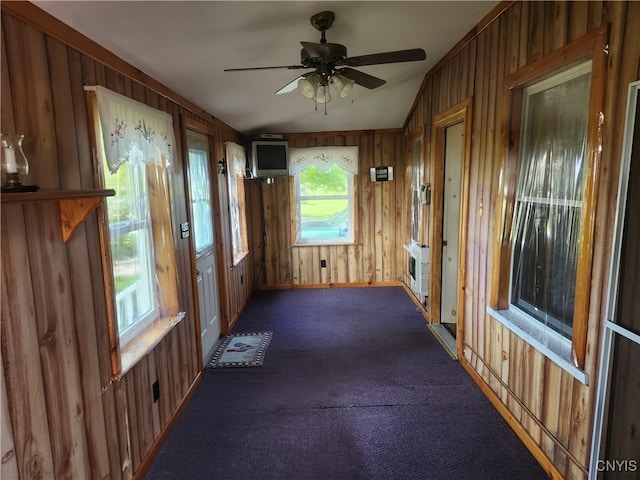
left=34, top=1, right=498, bottom=135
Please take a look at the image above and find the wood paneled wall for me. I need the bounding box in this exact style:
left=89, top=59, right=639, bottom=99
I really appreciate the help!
left=2, top=2, right=639, bottom=480
left=0, top=8, right=253, bottom=479
left=403, top=1, right=640, bottom=478
left=257, top=132, right=409, bottom=287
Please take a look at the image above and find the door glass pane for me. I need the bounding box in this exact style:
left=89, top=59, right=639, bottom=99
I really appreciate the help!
left=187, top=130, right=214, bottom=255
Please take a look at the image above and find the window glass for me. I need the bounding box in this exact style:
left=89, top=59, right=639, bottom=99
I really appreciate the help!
left=411, top=136, right=423, bottom=243
left=295, top=163, right=353, bottom=243
left=510, top=62, right=592, bottom=339
left=103, top=156, right=158, bottom=345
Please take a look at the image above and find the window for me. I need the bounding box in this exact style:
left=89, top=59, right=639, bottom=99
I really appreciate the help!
left=103, top=158, right=159, bottom=346
left=511, top=62, right=591, bottom=340
left=289, top=146, right=358, bottom=244
left=489, top=29, right=607, bottom=377
left=87, top=85, right=183, bottom=376
left=410, top=134, right=424, bottom=244
left=225, top=141, right=249, bottom=265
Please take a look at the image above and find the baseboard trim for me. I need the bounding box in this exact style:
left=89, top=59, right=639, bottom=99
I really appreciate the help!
left=132, top=371, right=203, bottom=479
left=256, top=281, right=405, bottom=290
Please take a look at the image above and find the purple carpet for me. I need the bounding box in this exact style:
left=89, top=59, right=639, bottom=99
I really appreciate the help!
left=145, top=286, right=549, bottom=479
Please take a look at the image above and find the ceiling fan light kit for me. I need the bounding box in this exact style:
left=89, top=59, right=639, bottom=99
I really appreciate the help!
left=332, top=73, right=355, bottom=99
left=298, top=73, right=321, bottom=98
left=298, top=72, right=353, bottom=103
left=224, top=10, right=426, bottom=113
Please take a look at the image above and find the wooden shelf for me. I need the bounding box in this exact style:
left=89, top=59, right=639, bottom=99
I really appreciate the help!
left=1, top=189, right=115, bottom=242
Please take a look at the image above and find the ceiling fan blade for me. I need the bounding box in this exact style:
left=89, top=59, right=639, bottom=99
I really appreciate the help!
left=275, top=73, right=310, bottom=94
left=337, top=68, right=386, bottom=89
left=224, top=65, right=309, bottom=72
left=344, top=48, right=426, bottom=67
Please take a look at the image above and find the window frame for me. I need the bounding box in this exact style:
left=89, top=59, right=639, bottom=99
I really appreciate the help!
left=509, top=61, right=592, bottom=340
left=86, top=89, right=183, bottom=377
left=489, top=28, right=608, bottom=375
left=293, top=164, right=355, bottom=245
left=104, top=158, right=160, bottom=348
left=291, top=163, right=357, bottom=246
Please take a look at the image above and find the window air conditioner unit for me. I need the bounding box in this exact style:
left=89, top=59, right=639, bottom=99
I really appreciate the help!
left=409, top=244, right=430, bottom=297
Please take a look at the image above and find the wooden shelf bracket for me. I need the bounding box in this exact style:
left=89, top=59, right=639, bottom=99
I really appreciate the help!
left=1, top=189, right=115, bottom=242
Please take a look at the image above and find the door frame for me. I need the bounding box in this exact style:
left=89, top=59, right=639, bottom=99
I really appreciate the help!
left=429, top=97, right=473, bottom=358
left=589, top=80, right=640, bottom=479
left=180, top=115, right=229, bottom=372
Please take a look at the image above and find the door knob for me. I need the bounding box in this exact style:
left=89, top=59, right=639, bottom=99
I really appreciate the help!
left=443, top=240, right=448, bottom=246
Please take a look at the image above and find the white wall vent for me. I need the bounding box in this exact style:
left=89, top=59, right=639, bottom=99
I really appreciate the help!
left=409, top=244, right=430, bottom=297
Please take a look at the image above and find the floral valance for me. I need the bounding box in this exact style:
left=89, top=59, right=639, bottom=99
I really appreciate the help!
left=289, top=146, right=359, bottom=175
left=90, top=86, right=176, bottom=173
left=225, top=141, right=247, bottom=177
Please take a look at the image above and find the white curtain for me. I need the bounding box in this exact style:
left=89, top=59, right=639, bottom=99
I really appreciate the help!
left=289, top=146, right=359, bottom=175
left=92, top=85, right=177, bottom=173
left=225, top=141, right=246, bottom=178
left=225, top=141, right=249, bottom=264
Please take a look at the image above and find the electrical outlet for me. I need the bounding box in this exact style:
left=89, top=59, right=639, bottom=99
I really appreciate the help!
left=152, top=380, right=160, bottom=403
left=321, top=259, right=327, bottom=268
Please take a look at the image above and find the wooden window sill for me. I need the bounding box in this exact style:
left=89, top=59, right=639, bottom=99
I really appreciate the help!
left=117, top=312, right=185, bottom=377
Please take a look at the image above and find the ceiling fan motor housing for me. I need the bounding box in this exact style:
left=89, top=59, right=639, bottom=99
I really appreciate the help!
left=300, top=44, right=347, bottom=65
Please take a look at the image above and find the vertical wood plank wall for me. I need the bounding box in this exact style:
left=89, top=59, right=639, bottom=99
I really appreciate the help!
left=403, top=2, right=640, bottom=478
left=258, top=132, right=409, bottom=287
left=1, top=2, right=639, bottom=480
left=0, top=11, right=254, bottom=479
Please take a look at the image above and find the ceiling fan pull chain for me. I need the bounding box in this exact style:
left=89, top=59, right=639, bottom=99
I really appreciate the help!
left=324, top=85, right=328, bottom=115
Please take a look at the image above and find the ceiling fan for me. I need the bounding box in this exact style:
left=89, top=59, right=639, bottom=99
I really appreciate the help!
left=224, top=11, right=427, bottom=105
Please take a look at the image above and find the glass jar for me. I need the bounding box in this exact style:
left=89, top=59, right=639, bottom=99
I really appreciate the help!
left=1, top=134, right=29, bottom=187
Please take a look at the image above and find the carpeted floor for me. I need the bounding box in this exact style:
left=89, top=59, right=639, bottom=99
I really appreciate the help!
left=145, top=287, right=549, bottom=480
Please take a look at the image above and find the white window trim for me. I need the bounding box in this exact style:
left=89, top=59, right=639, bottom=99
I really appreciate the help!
left=294, top=170, right=355, bottom=245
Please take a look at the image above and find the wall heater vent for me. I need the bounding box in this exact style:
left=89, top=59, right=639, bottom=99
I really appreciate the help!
left=409, top=244, right=430, bottom=297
